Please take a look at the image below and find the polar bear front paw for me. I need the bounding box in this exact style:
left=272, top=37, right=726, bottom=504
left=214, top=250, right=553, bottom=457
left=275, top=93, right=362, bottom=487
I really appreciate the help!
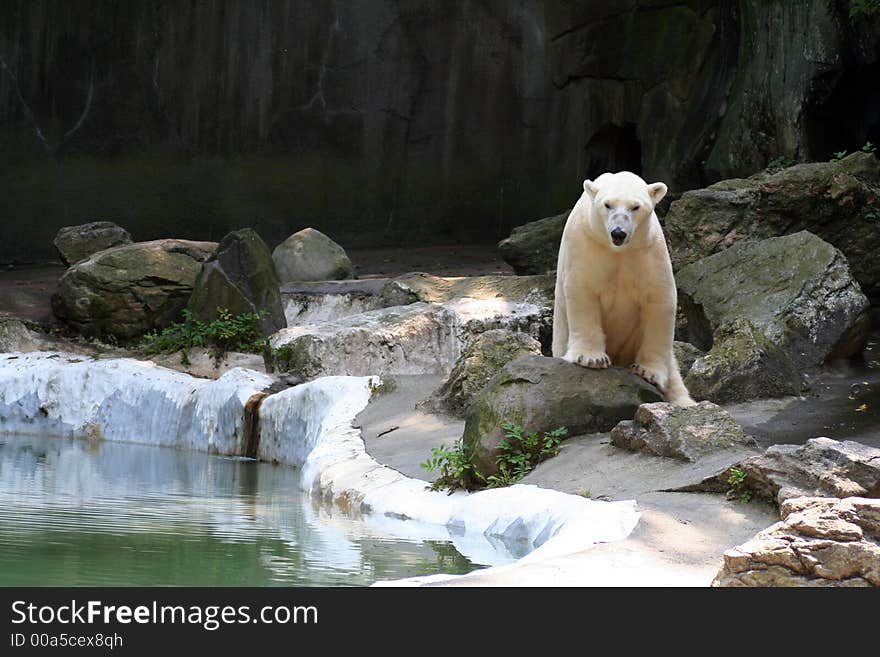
left=630, top=363, right=667, bottom=390
left=564, top=350, right=610, bottom=369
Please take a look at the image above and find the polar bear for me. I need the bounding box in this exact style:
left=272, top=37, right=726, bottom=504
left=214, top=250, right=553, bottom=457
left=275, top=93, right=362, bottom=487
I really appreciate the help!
left=552, top=171, right=695, bottom=406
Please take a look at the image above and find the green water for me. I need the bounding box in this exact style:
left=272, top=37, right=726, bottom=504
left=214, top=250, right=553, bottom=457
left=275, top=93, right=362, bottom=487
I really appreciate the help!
left=0, top=436, right=485, bottom=586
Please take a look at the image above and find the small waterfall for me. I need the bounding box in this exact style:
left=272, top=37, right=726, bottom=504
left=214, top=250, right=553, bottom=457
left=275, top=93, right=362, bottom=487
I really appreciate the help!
left=241, top=391, right=270, bottom=458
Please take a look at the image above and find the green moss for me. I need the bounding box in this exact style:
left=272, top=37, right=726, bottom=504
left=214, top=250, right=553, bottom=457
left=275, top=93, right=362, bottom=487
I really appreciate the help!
left=272, top=338, right=321, bottom=377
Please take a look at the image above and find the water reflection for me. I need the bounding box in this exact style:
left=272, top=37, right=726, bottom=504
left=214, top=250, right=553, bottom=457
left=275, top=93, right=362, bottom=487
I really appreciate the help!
left=0, top=436, right=486, bottom=586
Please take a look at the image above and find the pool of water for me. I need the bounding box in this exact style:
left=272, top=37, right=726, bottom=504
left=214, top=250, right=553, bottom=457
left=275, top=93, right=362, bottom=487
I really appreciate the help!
left=0, top=435, right=487, bottom=586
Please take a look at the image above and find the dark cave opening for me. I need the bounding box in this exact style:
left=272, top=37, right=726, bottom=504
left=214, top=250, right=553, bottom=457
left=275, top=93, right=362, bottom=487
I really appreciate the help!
left=804, top=62, right=880, bottom=160
left=583, top=123, right=643, bottom=178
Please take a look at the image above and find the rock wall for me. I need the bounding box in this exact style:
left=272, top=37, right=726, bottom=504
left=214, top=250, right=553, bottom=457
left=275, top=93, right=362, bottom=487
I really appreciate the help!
left=1, top=1, right=877, bottom=262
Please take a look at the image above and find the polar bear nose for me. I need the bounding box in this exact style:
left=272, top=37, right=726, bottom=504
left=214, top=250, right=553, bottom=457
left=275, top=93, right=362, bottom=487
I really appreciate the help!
left=610, top=228, right=628, bottom=246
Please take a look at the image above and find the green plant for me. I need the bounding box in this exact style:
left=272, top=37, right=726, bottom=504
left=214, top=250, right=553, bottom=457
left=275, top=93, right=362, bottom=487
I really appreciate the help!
left=862, top=141, right=877, bottom=153
left=831, top=150, right=848, bottom=161
left=138, top=308, right=268, bottom=365
left=826, top=0, right=880, bottom=19
left=485, top=423, right=569, bottom=488
left=849, top=0, right=880, bottom=18
left=421, top=422, right=569, bottom=493
left=420, top=439, right=480, bottom=493
left=765, top=155, right=796, bottom=172
left=726, top=467, right=752, bottom=504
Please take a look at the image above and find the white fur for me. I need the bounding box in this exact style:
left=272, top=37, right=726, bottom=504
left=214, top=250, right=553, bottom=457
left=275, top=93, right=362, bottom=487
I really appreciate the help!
left=552, top=171, right=695, bottom=406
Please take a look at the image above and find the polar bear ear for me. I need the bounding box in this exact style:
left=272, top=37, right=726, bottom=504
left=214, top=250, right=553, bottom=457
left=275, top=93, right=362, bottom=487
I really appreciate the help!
left=647, top=182, right=668, bottom=205
left=583, top=180, right=600, bottom=198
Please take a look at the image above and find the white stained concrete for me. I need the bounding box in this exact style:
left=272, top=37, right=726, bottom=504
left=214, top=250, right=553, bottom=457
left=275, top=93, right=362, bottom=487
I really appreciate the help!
left=0, top=352, right=642, bottom=581
left=257, top=375, right=641, bottom=570
left=0, top=352, right=273, bottom=454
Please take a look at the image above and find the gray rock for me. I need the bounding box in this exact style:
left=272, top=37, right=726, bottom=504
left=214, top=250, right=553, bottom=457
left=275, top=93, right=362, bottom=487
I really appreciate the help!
left=188, top=228, right=286, bottom=337
left=272, top=228, right=355, bottom=283
left=53, top=221, right=132, bottom=266
left=676, top=231, right=870, bottom=369
left=497, top=210, right=568, bottom=275
left=462, top=355, right=663, bottom=478
left=422, top=329, right=542, bottom=417
left=51, top=239, right=217, bottom=342
left=610, top=401, right=758, bottom=463
left=269, top=303, right=458, bottom=378
left=0, top=317, right=42, bottom=352
left=713, top=496, right=880, bottom=587
left=666, top=153, right=880, bottom=298
left=698, top=437, right=880, bottom=506
left=673, top=341, right=703, bottom=379
left=684, top=319, right=802, bottom=404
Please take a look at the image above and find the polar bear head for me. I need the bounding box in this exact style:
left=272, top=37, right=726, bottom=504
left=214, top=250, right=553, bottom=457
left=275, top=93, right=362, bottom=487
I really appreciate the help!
left=582, top=172, right=667, bottom=249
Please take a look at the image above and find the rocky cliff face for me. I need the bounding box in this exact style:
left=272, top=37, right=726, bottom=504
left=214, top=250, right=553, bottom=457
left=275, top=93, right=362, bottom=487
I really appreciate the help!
left=0, top=1, right=877, bottom=262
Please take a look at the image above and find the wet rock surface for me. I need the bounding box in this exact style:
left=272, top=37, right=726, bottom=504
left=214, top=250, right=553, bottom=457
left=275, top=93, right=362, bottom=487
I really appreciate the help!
left=675, top=231, right=870, bottom=369
left=610, top=401, right=758, bottom=463
left=713, top=496, right=880, bottom=587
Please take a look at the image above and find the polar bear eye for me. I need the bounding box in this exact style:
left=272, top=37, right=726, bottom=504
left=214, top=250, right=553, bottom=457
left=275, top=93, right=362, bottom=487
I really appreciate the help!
left=630, top=204, right=640, bottom=212
left=604, top=202, right=611, bottom=209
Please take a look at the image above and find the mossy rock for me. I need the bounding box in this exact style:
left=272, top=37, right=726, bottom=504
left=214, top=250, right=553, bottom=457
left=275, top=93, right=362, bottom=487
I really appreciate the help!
left=463, top=355, right=662, bottom=478
left=188, top=228, right=286, bottom=337
left=666, top=152, right=880, bottom=298
left=422, top=329, right=542, bottom=417
left=676, top=231, right=869, bottom=368
left=272, top=227, right=355, bottom=283
left=685, top=319, right=802, bottom=404
left=51, top=239, right=217, bottom=342
left=497, top=210, right=569, bottom=275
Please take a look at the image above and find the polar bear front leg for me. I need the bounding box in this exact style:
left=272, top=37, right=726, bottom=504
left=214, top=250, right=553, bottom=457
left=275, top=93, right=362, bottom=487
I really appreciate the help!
left=631, top=299, right=674, bottom=391
left=562, top=288, right=610, bottom=369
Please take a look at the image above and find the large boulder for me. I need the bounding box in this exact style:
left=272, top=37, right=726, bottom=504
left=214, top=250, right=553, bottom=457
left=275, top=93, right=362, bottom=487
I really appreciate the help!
left=187, top=228, right=285, bottom=337
left=697, top=437, right=880, bottom=506
left=51, top=239, right=217, bottom=342
left=52, top=221, right=132, bottom=266
left=675, top=231, right=870, bottom=369
left=684, top=318, right=802, bottom=404
left=463, top=355, right=663, bottom=477
left=421, top=329, right=542, bottom=417
left=272, top=228, right=355, bottom=283
left=666, top=152, right=880, bottom=297
left=496, top=210, right=568, bottom=275
left=610, top=401, right=758, bottom=463
left=713, top=496, right=880, bottom=587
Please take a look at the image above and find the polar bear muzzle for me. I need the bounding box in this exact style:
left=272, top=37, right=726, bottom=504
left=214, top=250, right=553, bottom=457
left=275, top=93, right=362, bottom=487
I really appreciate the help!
left=606, top=209, right=635, bottom=247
